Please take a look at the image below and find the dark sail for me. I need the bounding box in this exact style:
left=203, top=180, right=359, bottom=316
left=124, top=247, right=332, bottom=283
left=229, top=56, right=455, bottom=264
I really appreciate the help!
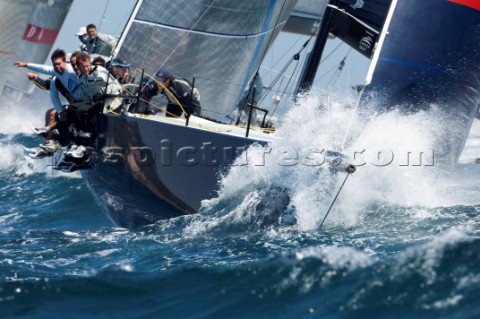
left=297, top=0, right=480, bottom=171
left=296, top=0, right=394, bottom=92
left=356, top=0, right=480, bottom=171
left=329, top=0, right=393, bottom=58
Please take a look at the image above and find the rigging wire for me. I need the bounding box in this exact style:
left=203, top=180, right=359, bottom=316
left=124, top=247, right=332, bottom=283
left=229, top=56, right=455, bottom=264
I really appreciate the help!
left=312, top=63, right=339, bottom=84
left=97, top=0, right=111, bottom=30
left=266, top=60, right=300, bottom=122
left=319, top=164, right=356, bottom=230
left=319, top=41, right=344, bottom=65
left=259, top=32, right=316, bottom=109
left=271, top=31, right=315, bottom=72
left=261, top=36, right=346, bottom=121
left=327, top=56, right=346, bottom=87
left=312, top=47, right=352, bottom=89
left=259, top=38, right=311, bottom=106
left=322, top=48, right=352, bottom=89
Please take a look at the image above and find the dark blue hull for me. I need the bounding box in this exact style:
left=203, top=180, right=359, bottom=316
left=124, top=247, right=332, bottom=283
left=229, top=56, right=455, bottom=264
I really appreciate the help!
left=357, top=0, right=480, bottom=170
left=82, top=115, right=266, bottom=228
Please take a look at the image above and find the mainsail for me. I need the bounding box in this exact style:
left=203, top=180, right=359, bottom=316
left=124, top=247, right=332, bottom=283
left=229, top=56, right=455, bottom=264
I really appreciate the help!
left=115, top=0, right=300, bottom=120
left=1, top=0, right=73, bottom=100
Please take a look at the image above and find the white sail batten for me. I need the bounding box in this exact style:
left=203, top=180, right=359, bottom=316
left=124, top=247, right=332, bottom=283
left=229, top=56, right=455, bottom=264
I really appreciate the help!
left=133, top=19, right=279, bottom=39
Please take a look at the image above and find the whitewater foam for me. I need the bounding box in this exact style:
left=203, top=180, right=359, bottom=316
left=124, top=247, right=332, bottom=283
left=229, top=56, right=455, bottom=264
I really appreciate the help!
left=207, top=89, right=480, bottom=232
left=0, top=96, right=52, bottom=135
left=0, top=97, right=81, bottom=178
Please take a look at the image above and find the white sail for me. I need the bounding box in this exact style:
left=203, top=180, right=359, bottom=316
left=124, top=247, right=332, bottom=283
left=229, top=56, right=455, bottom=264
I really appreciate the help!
left=0, top=0, right=35, bottom=92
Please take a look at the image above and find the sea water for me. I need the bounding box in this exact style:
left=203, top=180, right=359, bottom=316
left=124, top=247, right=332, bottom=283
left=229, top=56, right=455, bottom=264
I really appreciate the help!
left=1, top=92, right=480, bottom=319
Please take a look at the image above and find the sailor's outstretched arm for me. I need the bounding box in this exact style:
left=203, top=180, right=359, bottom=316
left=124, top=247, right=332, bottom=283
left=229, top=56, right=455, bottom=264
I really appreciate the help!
left=13, top=61, right=55, bottom=75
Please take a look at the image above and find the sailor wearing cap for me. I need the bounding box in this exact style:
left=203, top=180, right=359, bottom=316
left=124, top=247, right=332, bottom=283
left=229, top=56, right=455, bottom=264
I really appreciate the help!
left=75, top=26, right=88, bottom=51
left=110, top=57, right=131, bottom=84
left=155, top=67, right=201, bottom=118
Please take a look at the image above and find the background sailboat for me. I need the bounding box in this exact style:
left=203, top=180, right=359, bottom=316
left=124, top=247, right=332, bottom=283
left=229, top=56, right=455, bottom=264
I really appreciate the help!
left=0, top=0, right=73, bottom=101
left=0, top=0, right=35, bottom=92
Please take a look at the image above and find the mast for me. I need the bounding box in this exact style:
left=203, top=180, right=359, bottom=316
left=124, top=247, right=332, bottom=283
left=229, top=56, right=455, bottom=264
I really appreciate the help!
left=295, top=0, right=394, bottom=94
left=112, top=0, right=143, bottom=58
left=296, top=0, right=339, bottom=94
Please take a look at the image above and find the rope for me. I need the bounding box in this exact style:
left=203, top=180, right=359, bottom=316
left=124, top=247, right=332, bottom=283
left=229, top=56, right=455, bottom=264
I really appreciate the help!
left=156, top=80, right=187, bottom=117
left=131, top=68, right=187, bottom=117
left=313, top=45, right=351, bottom=88
left=319, top=164, right=356, bottom=229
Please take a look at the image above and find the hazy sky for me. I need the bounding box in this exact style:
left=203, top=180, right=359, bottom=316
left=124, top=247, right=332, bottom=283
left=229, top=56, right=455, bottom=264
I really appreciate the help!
left=53, top=0, right=136, bottom=53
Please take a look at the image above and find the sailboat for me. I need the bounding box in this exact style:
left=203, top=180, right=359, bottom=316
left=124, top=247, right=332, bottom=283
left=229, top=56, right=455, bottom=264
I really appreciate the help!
left=0, top=0, right=73, bottom=101
left=80, top=0, right=479, bottom=228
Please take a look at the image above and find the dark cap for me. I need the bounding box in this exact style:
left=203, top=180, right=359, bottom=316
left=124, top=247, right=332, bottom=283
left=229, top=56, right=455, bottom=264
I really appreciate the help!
left=155, top=67, right=173, bottom=81
left=111, top=57, right=130, bottom=68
